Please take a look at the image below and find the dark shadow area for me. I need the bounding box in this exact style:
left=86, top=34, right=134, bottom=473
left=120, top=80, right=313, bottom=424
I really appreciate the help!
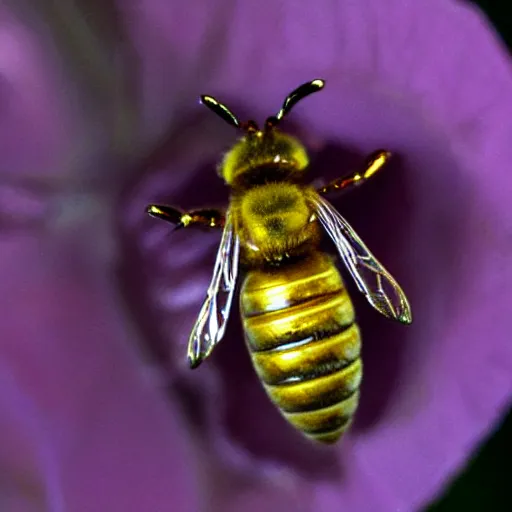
left=309, top=143, right=416, bottom=432
left=469, top=0, right=512, bottom=49
left=115, top=124, right=347, bottom=481
left=115, top=111, right=232, bottom=366
left=311, top=135, right=474, bottom=433
left=210, top=298, right=344, bottom=480
left=116, top=93, right=473, bottom=483
left=426, top=407, right=512, bottom=511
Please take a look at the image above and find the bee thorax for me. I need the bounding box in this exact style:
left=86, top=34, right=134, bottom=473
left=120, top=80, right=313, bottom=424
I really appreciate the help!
left=236, top=183, right=319, bottom=265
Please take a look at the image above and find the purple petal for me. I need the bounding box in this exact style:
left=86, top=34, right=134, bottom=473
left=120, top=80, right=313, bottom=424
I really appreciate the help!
left=0, top=2, right=147, bottom=185
left=0, top=4, right=77, bottom=178
left=0, top=234, right=198, bottom=511
left=122, top=0, right=512, bottom=510
left=0, top=365, right=62, bottom=511
left=3, top=0, right=512, bottom=510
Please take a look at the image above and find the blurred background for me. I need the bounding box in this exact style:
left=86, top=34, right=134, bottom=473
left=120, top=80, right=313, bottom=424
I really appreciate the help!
left=428, top=1, right=512, bottom=510
left=0, top=0, right=510, bottom=510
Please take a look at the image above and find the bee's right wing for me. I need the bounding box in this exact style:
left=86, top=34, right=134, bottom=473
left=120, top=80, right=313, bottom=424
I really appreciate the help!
left=309, top=192, right=412, bottom=324
left=187, top=211, right=240, bottom=368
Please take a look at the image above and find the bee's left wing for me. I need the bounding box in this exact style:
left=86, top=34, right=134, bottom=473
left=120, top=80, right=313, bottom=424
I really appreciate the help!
left=308, top=193, right=412, bottom=324
left=187, top=211, right=240, bottom=368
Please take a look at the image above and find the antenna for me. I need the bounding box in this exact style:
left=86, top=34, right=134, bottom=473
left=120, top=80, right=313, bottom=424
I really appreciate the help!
left=201, top=79, right=326, bottom=132
left=200, top=95, right=240, bottom=129
left=266, top=79, right=325, bottom=127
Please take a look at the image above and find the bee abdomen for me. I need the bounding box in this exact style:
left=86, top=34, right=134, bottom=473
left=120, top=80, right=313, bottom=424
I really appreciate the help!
left=241, top=253, right=362, bottom=443
left=284, top=388, right=360, bottom=443
left=255, top=326, right=362, bottom=444
left=250, top=324, right=361, bottom=386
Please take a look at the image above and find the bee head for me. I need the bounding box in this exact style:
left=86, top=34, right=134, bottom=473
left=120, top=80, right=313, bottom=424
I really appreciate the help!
left=200, top=79, right=325, bottom=186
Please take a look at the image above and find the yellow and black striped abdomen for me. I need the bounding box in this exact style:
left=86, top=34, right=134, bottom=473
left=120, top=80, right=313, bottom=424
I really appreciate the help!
left=240, top=252, right=362, bottom=444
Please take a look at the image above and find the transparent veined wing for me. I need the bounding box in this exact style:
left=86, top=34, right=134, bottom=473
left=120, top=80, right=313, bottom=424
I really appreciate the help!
left=308, top=192, right=412, bottom=324
left=187, top=211, right=240, bottom=368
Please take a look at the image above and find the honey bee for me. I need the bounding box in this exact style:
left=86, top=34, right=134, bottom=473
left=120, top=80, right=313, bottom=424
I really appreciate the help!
left=147, top=79, right=412, bottom=444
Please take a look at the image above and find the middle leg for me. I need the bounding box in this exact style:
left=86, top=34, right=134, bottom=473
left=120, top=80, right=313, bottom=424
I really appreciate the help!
left=146, top=204, right=225, bottom=230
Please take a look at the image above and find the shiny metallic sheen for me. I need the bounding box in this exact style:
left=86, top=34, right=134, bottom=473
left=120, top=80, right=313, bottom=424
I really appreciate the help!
left=241, top=253, right=362, bottom=443
left=241, top=252, right=343, bottom=315
left=275, top=79, right=325, bottom=121
left=200, top=95, right=240, bottom=128
left=250, top=325, right=361, bottom=385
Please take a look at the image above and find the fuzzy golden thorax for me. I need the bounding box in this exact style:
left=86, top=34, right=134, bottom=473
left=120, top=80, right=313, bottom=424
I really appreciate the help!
left=231, top=182, right=321, bottom=266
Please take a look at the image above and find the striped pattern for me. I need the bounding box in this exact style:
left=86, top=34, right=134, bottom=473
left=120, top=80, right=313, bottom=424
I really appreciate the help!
left=241, top=252, right=362, bottom=444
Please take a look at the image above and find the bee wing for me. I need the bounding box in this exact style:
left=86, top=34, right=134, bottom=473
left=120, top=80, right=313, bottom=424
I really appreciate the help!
left=187, top=211, right=240, bottom=368
left=309, top=193, right=412, bottom=324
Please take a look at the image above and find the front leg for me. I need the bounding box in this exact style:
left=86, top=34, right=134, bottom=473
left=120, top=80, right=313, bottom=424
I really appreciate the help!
left=146, top=204, right=225, bottom=230
left=318, top=150, right=392, bottom=197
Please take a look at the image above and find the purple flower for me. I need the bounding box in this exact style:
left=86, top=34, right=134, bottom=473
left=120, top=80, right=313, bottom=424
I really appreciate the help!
left=1, top=0, right=512, bottom=511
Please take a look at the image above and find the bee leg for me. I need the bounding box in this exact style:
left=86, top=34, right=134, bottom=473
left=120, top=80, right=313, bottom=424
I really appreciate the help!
left=317, top=150, right=392, bottom=197
left=146, top=204, right=225, bottom=230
